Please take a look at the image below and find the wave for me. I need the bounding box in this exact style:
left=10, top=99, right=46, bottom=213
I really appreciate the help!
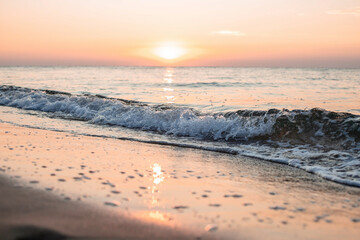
left=0, top=85, right=359, bottom=150
left=1, top=85, right=360, bottom=187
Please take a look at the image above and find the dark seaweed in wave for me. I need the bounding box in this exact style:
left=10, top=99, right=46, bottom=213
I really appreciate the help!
left=0, top=85, right=359, bottom=150
left=223, top=108, right=360, bottom=149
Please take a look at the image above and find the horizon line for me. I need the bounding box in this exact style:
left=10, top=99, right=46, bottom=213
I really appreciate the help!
left=0, top=64, right=360, bottom=70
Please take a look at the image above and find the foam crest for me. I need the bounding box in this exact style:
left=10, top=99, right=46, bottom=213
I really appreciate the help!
left=0, top=85, right=276, bottom=141
left=0, top=85, right=359, bottom=149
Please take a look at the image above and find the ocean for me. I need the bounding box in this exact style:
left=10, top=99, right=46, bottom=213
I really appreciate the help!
left=0, top=66, right=359, bottom=187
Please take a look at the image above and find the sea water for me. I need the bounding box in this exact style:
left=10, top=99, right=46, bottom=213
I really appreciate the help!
left=0, top=66, right=359, bottom=186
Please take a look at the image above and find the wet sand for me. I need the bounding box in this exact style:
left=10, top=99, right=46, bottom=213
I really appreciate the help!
left=0, top=123, right=360, bottom=239
left=0, top=175, right=197, bottom=240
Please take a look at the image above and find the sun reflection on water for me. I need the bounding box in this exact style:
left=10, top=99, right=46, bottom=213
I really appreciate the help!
left=148, top=211, right=171, bottom=222
left=163, top=87, right=174, bottom=92
left=164, top=68, right=173, bottom=83
left=152, top=163, right=164, bottom=185
left=150, top=163, right=164, bottom=206
left=163, top=68, right=175, bottom=103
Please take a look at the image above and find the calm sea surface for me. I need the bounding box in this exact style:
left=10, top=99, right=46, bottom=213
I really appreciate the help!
left=0, top=66, right=359, bottom=114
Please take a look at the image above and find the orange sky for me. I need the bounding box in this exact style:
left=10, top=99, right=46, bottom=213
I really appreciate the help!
left=0, top=0, right=360, bottom=67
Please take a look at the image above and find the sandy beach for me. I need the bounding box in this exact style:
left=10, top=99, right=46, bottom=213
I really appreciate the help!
left=0, top=122, right=360, bottom=240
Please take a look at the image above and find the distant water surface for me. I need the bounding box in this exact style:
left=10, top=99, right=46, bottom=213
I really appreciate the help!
left=0, top=66, right=359, bottom=113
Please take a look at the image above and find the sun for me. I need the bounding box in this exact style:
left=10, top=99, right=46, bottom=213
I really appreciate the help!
left=153, top=43, right=186, bottom=60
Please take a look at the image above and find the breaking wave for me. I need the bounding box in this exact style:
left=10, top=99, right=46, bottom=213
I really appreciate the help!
left=1, top=85, right=360, bottom=187
left=0, top=85, right=358, bottom=148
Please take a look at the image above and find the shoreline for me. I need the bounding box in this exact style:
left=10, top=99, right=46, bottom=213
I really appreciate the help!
left=1, top=122, right=360, bottom=239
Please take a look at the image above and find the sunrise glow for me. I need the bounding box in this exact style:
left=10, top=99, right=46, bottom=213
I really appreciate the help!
left=0, top=0, right=359, bottom=67
left=153, top=44, right=186, bottom=60
left=0, top=1, right=360, bottom=239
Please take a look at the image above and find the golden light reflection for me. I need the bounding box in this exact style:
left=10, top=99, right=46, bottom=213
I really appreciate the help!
left=150, top=163, right=164, bottom=206
left=136, top=210, right=174, bottom=228
left=165, top=96, right=175, bottom=101
left=152, top=163, right=164, bottom=185
left=164, top=77, right=173, bottom=84
left=148, top=211, right=171, bottom=222
left=162, top=68, right=175, bottom=103
left=164, top=69, right=173, bottom=83
left=163, top=87, right=174, bottom=92
left=150, top=195, right=158, bottom=206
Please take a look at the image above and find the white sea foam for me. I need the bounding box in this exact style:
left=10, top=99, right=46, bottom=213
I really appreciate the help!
left=0, top=86, right=276, bottom=141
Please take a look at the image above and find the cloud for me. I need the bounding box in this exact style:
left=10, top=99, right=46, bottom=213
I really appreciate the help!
left=212, top=30, right=246, bottom=36
left=326, top=6, right=360, bottom=16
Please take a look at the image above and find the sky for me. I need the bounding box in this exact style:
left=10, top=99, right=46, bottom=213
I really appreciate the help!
left=0, top=0, right=360, bottom=67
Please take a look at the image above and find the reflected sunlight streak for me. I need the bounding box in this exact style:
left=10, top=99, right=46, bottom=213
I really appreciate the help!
left=148, top=211, right=171, bottom=222
left=163, top=68, right=175, bottom=103
left=152, top=163, right=164, bottom=185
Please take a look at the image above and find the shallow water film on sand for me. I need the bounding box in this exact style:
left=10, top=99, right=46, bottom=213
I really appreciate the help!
left=1, top=124, right=360, bottom=239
